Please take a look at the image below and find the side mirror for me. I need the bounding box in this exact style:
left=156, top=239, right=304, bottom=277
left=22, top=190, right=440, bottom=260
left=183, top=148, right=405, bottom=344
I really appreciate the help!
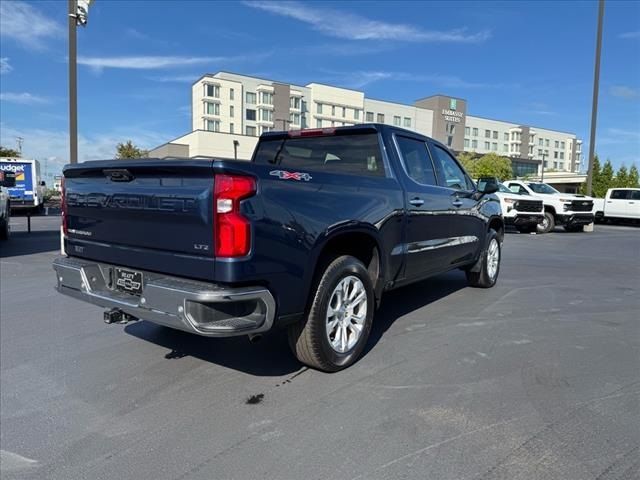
left=0, top=171, right=16, bottom=188
left=477, top=177, right=499, bottom=194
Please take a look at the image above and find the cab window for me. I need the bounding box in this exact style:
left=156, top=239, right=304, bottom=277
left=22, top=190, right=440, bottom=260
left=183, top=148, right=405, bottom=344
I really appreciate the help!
left=610, top=190, right=631, bottom=200
left=395, top=136, right=437, bottom=186
left=430, top=144, right=474, bottom=191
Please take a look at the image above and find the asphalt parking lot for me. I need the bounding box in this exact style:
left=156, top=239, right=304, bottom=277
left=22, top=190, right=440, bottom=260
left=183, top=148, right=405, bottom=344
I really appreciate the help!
left=1, top=215, right=639, bottom=480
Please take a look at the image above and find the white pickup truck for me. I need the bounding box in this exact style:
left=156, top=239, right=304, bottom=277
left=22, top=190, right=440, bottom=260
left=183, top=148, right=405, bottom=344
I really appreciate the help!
left=504, top=180, right=594, bottom=233
left=593, top=188, right=640, bottom=223
left=478, top=178, right=543, bottom=233
left=0, top=170, right=14, bottom=240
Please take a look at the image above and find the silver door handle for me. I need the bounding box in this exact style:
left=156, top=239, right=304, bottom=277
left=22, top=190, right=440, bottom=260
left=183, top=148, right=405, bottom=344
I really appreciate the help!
left=452, top=199, right=463, bottom=208
left=409, top=198, right=424, bottom=207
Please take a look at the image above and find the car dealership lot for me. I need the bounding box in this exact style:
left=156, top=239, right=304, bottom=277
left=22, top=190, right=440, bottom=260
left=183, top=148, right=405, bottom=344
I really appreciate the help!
left=1, top=216, right=639, bottom=480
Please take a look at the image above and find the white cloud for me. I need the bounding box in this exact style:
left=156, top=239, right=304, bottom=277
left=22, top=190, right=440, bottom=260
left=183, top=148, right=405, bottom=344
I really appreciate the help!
left=149, top=75, right=201, bottom=83
left=0, top=57, right=12, bottom=74
left=244, top=1, right=491, bottom=43
left=77, top=56, right=223, bottom=71
left=610, top=85, right=640, bottom=99
left=0, top=1, right=63, bottom=50
left=0, top=92, right=50, bottom=105
left=319, top=70, right=495, bottom=89
left=0, top=123, right=172, bottom=176
left=619, top=31, right=640, bottom=39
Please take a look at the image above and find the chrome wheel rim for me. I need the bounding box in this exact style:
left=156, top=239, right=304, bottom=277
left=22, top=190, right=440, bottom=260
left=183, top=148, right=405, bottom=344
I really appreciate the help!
left=326, top=275, right=367, bottom=353
left=541, top=216, right=549, bottom=229
left=487, top=238, right=499, bottom=280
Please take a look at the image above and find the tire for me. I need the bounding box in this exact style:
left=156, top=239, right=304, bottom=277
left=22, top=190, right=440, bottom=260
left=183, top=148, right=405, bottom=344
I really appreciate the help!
left=564, top=225, right=584, bottom=232
left=288, top=255, right=375, bottom=372
left=466, top=229, right=501, bottom=288
left=537, top=211, right=555, bottom=234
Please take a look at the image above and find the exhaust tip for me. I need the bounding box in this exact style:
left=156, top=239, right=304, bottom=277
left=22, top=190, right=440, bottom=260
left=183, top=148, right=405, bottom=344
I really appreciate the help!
left=248, top=334, right=262, bottom=344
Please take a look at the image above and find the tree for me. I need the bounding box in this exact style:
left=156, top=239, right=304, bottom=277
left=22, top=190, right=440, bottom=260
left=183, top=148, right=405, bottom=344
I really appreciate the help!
left=614, top=165, right=628, bottom=188
left=457, top=152, right=478, bottom=178
left=598, top=159, right=615, bottom=197
left=475, top=153, right=513, bottom=181
left=0, top=146, right=20, bottom=157
left=116, top=140, right=148, bottom=159
left=628, top=164, right=639, bottom=188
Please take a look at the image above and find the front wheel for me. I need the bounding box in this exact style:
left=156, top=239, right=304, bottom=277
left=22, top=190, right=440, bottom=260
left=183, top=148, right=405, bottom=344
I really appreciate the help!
left=537, top=211, right=555, bottom=234
left=288, top=255, right=375, bottom=372
left=466, top=229, right=501, bottom=288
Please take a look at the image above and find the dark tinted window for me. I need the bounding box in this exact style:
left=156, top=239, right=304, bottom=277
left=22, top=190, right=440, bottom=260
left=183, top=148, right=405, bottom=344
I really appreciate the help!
left=246, top=109, right=256, bottom=121
left=431, top=145, right=474, bottom=190
left=253, top=133, right=384, bottom=177
left=631, top=190, right=640, bottom=200
left=395, top=136, right=437, bottom=186
left=610, top=189, right=631, bottom=199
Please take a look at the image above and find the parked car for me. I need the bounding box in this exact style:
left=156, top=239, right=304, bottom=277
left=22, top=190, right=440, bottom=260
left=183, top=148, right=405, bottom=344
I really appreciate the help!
left=593, top=188, right=640, bottom=223
left=477, top=177, right=543, bottom=233
left=503, top=180, right=594, bottom=233
left=53, top=124, right=504, bottom=371
left=0, top=170, right=15, bottom=240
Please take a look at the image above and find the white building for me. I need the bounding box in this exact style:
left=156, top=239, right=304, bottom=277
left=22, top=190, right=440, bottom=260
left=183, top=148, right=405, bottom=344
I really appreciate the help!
left=150, top=71, right=583, bottom=177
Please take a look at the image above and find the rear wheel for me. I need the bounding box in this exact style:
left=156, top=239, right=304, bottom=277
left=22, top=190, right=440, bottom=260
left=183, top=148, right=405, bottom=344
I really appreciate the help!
left=288, top=255, right=374, bottom=372
left=537, top=211, right=555, bottom=234
left=466, top=229, right=501, bottom=288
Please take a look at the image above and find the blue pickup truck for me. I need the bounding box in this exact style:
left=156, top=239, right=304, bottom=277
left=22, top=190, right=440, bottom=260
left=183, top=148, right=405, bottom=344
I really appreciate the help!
left=53, top=124, right=503, bottom=371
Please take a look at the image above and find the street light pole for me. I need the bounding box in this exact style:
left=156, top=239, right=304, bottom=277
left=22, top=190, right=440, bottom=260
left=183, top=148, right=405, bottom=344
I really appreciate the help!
left=540, top=152, right=547, bottom=183
left=68, top=0, right=78, bottom=164
left=586, top=0, right=605, bottom=196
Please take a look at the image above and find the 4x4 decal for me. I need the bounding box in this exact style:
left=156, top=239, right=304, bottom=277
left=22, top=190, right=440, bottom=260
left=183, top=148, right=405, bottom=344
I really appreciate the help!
left=269, top=170, right=312, bottom=182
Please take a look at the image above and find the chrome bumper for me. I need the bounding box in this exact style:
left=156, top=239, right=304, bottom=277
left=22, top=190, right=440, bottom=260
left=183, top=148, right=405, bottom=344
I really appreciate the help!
left=52, top=257, right=276, bottom=337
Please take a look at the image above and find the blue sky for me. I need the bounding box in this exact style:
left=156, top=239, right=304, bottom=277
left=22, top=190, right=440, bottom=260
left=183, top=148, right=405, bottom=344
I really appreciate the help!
left=0, top=0, right=638, bottom=180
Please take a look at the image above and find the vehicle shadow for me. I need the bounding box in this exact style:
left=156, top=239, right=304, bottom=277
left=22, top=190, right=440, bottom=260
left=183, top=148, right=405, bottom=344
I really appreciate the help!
left=0, top=230, right=60, bottom=257
left=124, top=270, right=466, bottom=376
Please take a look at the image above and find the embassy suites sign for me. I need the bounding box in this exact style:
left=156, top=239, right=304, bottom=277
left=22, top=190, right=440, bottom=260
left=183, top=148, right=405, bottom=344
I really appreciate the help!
left=442, top=109, right=464, bottom=123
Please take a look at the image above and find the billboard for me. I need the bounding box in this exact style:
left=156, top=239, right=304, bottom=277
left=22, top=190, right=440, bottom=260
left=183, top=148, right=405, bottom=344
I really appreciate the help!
left=0, top=161, right=34, bottom=201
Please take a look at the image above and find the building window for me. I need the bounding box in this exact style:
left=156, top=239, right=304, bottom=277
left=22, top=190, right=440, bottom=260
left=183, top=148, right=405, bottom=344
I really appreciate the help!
left=317, top=103, right=323, bottom=114
left=354, top=109, right=360, bottom=120
left=503, top=144, right=509, bottom=152
left=538, top=149, right=543, bottom=156
left=342, top=107, right=346, bottom=118
left=246, top=92, right=256, bottom=104
left=229, top=105, right=234, bottom=117
left=472, top=139, right=478, bottom=148
left=539, top=138, right=543, bottom=146
left=332, top=105, right=336, bottom=116
left=260, top=125, right=273, bottom=135
left=290, top=97, right=301, bottom=109
left=366, top=111, right=373, bottom=122
left=393, top=116, right=401, bottom=126
left=554, top=140, right=559, bottom=148
left=465, top=126, right=470, bottom=136
left=260, top=92, right=273, bottom=105
left=560, top=152, right=564, bottom=160
left=230, top=123, right=234, bottom=134
left=404, top=117, right=411, bottom=128
left=492, top=142, right=498, bottom=151
left=290, top=112, right=301, bottom=125
left=545, top=139, right=549, bottom=147
left=204, top=84, right=219, bottom=98
left=261, top=109, right=273, bottom=122
left=559, top=162, right=564, bottom=169
left=205, top=102, right=220, bottom=116
left=485, top=141, right=491, bottom=150
left=316, top=119, right=322, bottom=128
left=447, top=124, right=455, bottom=134
left=447, top=136, right=453, bottom=147
left=560, top=141, right=565, bottom=149
left=553, top=151, right=558, bottom=159
left=230, top=88, right=234, bottom=101
left=246, top=125, right=256, bottom=136
left=331, top=121, right=335, bottom=127
left=492, top=131, right=498, bottom=139
left=377, top=113, right=385, bottom=123
left=472, top=128, right=478, bottom=137
left=246, top=109, right=256, bottom=121
left=485, top=129, right=491, bottom=138
left=504, top=132, right=509, bottom=141
left=205, top=120, right=219, bottom=132
left=464, top=138, right=470, bottom=148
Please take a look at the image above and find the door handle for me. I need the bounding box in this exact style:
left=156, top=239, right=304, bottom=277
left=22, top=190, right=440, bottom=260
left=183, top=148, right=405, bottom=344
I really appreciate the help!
left=452, top=199, right=463, bottom=208
left=409, top=197, right=424, bottom=207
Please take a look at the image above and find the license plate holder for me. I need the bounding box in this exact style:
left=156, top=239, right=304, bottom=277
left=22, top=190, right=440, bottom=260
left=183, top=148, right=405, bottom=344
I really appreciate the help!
left=115, top=268, right=143, bottom=295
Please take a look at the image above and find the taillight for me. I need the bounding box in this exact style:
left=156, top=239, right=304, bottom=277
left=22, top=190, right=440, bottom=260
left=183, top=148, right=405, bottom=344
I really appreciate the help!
left=288, top=128, right=336, bottom=138
left=214, top=174, right=256, bottom=257
left=61, top=176, right=68, bottom=235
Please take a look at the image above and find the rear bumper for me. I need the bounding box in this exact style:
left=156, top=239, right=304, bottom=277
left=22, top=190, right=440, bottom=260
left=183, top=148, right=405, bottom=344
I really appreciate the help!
left=52, top=256, right=276, bottom=337
left=557, top=213, right=594, bottom=226
left=505, top=213, right=544, bottom=226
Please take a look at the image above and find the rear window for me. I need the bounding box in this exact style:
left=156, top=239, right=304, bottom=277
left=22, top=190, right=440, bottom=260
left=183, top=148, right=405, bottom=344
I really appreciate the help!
left=610, top=190, right=631, bottom=199
left=253, top=133, right=385, bottom=177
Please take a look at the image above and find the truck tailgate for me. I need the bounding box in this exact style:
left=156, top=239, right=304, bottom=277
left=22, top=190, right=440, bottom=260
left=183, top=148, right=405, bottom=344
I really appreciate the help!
left=63, top=159, right=216, bottom=281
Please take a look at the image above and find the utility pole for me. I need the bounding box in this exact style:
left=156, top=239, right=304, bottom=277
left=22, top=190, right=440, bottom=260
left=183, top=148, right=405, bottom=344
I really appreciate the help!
left=586, top=0, right=605, bottom=196
left=68, top=0, right=92, bottom=164
left=15, top=136, right=24, bottom=156
left=68, top=0, right=78, bottom=164
left=540, top=151, right=547, bottom=183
